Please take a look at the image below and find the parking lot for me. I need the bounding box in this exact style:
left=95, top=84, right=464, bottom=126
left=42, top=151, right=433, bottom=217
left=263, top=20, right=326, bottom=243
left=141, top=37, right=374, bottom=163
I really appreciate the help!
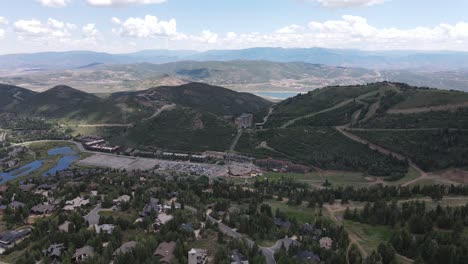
left=78, top=153, right=234, bottom=177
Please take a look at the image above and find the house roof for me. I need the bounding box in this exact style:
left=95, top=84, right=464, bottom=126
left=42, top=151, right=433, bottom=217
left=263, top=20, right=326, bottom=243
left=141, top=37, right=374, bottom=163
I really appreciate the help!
left=18, top=184, right=35, bottom=192
left=113, top=241, right=137, bottom=256
left=230, top=249, right=248, bottom=263
left=44, top=243, right=65, bottom=258
left=296, top=251, right=320, bottom=262
left=274, top=218, right=291, bottom=229
left=59, top=221, right=71, bottom=232
left=9, top=201, right=25, bottom=209
left=0, top=229, right=31, bottom=244
left=153, top=241, right=176, bottom=263
left=73, top=246, right=95, bottom=259
left=31, top=204, right=55, bottom=214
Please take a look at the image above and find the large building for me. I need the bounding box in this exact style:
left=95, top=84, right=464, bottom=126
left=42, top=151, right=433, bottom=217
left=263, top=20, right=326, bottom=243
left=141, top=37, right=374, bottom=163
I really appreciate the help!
left=188, top=248, right=207, bottom=264
left=235, top=113, right=253, bottom=128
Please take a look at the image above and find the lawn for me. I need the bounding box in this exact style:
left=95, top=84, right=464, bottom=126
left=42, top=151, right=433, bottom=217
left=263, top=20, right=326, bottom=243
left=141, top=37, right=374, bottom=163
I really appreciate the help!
left=264, top=199, right=321, bottom=224
left=260, top=171, right=371, bottom=188
left=343, top=220, right=393, bottom=256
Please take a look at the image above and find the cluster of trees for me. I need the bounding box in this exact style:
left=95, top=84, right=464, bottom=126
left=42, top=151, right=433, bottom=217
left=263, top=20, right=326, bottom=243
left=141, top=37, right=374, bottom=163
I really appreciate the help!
left=344, top=200, right=468, bottom=264
left=255, top=177, right=463, bottom=208
left=353, top=129, right=468, bottom=171
left=345, top=201, right=468, bottom=233
left=246, top=127, right=409, bottom=176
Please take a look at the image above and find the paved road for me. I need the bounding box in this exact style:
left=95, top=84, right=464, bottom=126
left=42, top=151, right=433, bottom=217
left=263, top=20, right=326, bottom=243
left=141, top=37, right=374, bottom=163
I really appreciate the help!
left=206, top=214, right=276, bottom=264
left=84, top=203, right=102, bottom=226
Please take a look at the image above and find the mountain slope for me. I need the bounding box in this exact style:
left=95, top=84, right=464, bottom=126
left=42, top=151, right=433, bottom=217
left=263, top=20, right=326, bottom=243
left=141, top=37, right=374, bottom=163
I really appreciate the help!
left=240, top=82, right=468, bottom=175
left=0, top=84, right=37, bottom=110
left=117, top=107, right=237, bottom=152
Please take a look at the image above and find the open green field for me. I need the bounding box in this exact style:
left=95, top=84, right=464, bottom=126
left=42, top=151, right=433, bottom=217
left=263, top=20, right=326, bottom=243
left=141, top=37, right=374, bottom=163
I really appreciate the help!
left=261, top=171, right=371, bottom=188
left=98, top=209, right=139, bottom=223
left=343, top=220, right=393, bottom=255
left=264, top=199, right=321, bottom=224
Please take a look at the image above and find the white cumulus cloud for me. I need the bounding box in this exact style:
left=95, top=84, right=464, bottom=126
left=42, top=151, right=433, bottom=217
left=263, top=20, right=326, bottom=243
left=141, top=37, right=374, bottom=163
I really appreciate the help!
left=112, top=15, right=177, bottom=37
left=86, top=0, right=166, bottom=7
left=83, top=23, right=99, bottom=37
left=315, top=0, right=386, bottom=7
left=38, top=0, right=71, bottom=8
left=0, top=17, right=8, bottom=25
left=209, top=15, right=468, bottom=51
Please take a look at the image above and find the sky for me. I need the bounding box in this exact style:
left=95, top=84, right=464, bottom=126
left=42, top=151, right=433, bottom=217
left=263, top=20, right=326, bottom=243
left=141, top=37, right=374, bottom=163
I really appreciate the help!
left=0, top=0, right=468, bottom=54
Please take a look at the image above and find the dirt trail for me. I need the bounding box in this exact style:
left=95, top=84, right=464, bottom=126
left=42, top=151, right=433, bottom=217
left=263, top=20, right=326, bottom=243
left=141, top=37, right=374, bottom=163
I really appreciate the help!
left=74, top=104, right=176, bottom=128
left=281, top=99, right=354, bottom=128
left=388, top=102, right=468, bottom=114
left=229, top=129, right=244, bottom=152
left=256, top=105, right=275, bottom=127
left=143, top=103, right=176, bottom=120
left=336, top=126, right=428, bottom=186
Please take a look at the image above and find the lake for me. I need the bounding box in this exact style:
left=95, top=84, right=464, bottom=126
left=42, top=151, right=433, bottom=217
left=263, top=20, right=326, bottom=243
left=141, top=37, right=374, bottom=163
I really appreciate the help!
left=253, top=91, right=301, bottom=100
left=0, top=146, right=78, bottom=183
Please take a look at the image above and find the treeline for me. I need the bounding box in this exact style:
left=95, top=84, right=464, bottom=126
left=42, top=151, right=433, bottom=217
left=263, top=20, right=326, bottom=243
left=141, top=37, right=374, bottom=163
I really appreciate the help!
left=255, top=178, right=468, bottom=206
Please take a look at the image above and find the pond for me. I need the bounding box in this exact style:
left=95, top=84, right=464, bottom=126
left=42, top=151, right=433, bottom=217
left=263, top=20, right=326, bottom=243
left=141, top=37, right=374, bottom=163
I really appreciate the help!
left=0, top=146, right=78, bottom=183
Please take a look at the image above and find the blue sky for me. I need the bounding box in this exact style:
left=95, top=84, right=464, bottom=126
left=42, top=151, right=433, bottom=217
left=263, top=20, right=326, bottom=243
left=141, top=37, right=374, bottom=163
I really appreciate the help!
left=0, top=0, right=467, bottom=54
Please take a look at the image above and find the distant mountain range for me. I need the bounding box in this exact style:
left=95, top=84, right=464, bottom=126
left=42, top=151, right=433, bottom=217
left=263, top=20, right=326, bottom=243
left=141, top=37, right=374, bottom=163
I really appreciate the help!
left=2, top=60, right=468, bottom=93
left=2, top=48, right=468, bottom=71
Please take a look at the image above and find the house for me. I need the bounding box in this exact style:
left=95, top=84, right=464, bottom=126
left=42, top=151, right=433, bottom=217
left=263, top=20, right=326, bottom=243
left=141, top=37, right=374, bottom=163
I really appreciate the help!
left=9, top=201, right=25, bottom=210
left=63, top=197, right=90, bottom=211
left=0, top=229, right=31, bottom=254
left=30, top=204, right=55, bottom=215
left=72, top=246, right=95, bottom=263
left=139, top=198, right=161, bottom=217
left=319, top=237, right=333, bottom=249
left=44, top=243, right=66, bottom=260
left=37, top=184, right=56, bottom=191
left=277, top=238, right=300, bottom=251
left=235, top=113, right=253, bottom=128
left=300, top=223, right=314, bottom=234
left=296, top=251, right=320, bottom=263
left=0, top=186, right=9, bottom=194
left=59, top=221, right=71, bottom=233
left=95, top=224, right=115, bottom=235
left=113, top=241, right=137, bottom=257
left=274, top=218, right=292, bottom=230
left=113, top=195, right=131, bottom=205
left=0, top=205, right=6, bottom=215
left=153, top=241, right=176, bottom=264
left=230, top=249, right=249, bottom=264
left=18, top=183, right=35, bottom=192
left=188, top=248, right=207, bottom=264
left=179, top=223, right=193, bottom=233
